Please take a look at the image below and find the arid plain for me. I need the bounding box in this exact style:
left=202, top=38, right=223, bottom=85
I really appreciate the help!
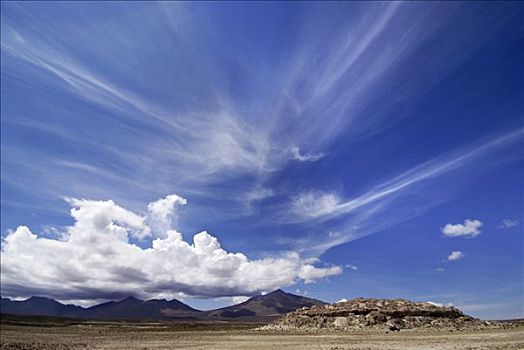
left=1, top=317, right=523, bottom=350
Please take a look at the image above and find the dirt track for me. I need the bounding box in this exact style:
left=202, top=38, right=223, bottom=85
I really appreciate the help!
left=1, top=320, right=523, bottom=350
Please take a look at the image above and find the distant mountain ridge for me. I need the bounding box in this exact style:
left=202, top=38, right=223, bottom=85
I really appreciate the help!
left=1, top=296, right=84, bottom=318
left=0, top=290, right=326, bottom=321
left=83, top=296, right=201, bottom=319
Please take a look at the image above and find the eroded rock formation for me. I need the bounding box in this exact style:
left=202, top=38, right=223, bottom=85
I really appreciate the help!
left=262, top=298, right=511, bottom=332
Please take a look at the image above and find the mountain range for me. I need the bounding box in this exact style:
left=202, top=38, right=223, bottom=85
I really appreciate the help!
left=0, top=290, right=325, bottom=321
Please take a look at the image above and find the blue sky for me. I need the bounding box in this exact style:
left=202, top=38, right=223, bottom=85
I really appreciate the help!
left=1, top=2, right=523, bottom=319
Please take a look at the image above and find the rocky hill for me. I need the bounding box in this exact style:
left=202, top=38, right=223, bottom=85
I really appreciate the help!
left=263, top=298, right=511, bottom=332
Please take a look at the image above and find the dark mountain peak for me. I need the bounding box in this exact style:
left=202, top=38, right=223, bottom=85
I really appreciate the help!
left=243, top=289, right=288, bottom=303
left=142, top=297, right=198, bottom=311
left=82, top=295, right=200, bottom=319
left=164, top=298, right=199, bottom=311
left=266, top=289, right=287, bottom=296
left=119, top=296, right=142, bottom=303
left=27, top=296, right=54, bottom=302
left=262, top=289, right=306, bottom=301
left=1, top=295, right=83, bottom=318
left=143, top=298, right=167, bottom=305
left=204, top=289, right=326, bottom=320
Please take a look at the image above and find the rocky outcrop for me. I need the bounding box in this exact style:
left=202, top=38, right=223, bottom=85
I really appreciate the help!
left=262, top=298, right=512, bottom=332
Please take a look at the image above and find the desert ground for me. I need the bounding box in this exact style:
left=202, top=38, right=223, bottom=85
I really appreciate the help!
left=1, top=317, right=523, bottom=350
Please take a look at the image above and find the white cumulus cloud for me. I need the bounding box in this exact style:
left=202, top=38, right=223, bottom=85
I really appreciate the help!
left=298, top=264, right=343, bottom=284
left=0, top=195, right=342, bottom=303
left=64, top=197, right=151, bottom=240
left=147, top=194, right=187, bottom=236
left=447, top=251, right=464, bottom=261
left=441, top=219, right=482, bottom=238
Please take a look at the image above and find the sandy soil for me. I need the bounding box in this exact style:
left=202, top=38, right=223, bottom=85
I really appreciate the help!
left=1, top=320, right=523, bottom=350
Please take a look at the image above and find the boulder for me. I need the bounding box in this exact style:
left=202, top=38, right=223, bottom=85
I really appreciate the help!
left=333, top=317, right=348, bottom=329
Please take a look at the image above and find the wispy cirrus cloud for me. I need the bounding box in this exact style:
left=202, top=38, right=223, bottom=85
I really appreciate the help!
left=499, top=219, right=519, bottom=229
left=284, top=129, right=523, bottom=255
left=289, top=190, right=340, bottom=219
left=288, top=129, right=523, bottom=224
left=1, top=1, right=490, bottom=213
left=290, top=146, right=324, bottom=162
left=1, top=20, right=274, bottom=187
